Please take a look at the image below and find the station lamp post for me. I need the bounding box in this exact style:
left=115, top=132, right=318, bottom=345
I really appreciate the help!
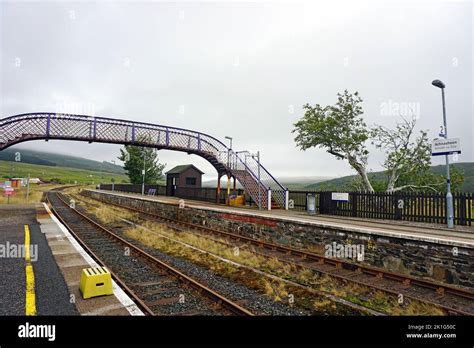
left=224, top=136, right=233, bottom=150
left=224, top=136, right=234, bottom=203
left=111, top=161, right=116, bottom=191
left=225, top=136, right=234, bottom=166
left=432, top=79, right=454, bottom=228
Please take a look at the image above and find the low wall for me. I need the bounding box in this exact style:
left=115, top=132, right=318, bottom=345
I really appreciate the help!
left=84, top=189, right=474, bottom=289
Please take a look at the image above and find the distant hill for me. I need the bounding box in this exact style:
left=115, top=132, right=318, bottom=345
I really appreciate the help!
left=0, top=160, right=128, bottom=184
left=430, top=163, right=474, bottom=192
left=279, top=176, right=333, bottom=190
left=305, top=162, right=474, bottom=193
left=202, top=175, right=332, bottom=190
left=0, top=148, right=124, bottom=174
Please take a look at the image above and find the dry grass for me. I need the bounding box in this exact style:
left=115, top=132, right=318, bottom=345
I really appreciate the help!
left=127, top=220, right=273, bottom=267
left=64, top=187, right=136, bottom=223
left=313, top=298, right=335, bottom=311
left=262, top=278, right=289, bottom=302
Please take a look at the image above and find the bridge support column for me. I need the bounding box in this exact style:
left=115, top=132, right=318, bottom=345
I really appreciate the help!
left=216, top=175, right=221, bottom=204
left=233, top=176, right=236, bottom=194
left=227, top=175, right=231, bottom=206
left=267, top=189, right=272, bottom=211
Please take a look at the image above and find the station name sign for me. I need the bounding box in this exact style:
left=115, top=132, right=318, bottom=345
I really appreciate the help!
left=331, top=192, right=349, bottom=201
left=431, top=138, right=461, bottom=156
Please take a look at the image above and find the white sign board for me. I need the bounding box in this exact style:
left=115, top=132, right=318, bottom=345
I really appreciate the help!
left=331, top=192, right=349, bottom=201
left=431, top=138, right=461, bottom=156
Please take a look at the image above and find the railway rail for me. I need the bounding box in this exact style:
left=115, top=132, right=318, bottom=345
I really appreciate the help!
left=46, top=190, right=254, bottom=316
left=80, top=190, right=474, bottom=316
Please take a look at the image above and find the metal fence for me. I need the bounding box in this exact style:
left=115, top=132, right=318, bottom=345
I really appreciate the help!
left=100, top=183, right=167, bottom=196
left=289, top=191, right=473, bottom=226
left=99, top=183, right=256, bottom=206
left=98, top=184, right=473, bottom=226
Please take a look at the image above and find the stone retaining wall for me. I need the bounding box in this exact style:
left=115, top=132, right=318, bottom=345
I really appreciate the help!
left=84, top=190, right=474, bottom=289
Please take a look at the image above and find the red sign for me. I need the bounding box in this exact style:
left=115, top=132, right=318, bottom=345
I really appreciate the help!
left=4, top=187, right=14, bottom=196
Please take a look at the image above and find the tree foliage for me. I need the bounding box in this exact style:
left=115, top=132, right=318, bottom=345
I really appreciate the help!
left=118, top=141, right=165, bottom=185
left=372, top=117, right=432, bottom=192
left=293, top=90, right=374, bottom=192
left=293, top=91, right=464, bottom=193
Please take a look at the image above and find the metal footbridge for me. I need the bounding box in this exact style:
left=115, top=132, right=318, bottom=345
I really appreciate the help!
left=0, top=113, right=288, bottom=210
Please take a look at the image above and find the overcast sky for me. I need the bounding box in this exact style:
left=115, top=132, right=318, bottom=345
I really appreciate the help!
left=1, top=0, right=472, bottom=181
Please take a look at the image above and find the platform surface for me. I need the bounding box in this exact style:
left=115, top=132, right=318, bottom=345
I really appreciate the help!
left=0, top=203, right=143, bottom=316
left=90, top=190, right=474, bottom=249
left=0, top=204, right=77, bottom=315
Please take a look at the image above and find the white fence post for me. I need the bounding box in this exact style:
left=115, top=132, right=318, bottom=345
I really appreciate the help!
left=267, top=189, right=272, bottom=210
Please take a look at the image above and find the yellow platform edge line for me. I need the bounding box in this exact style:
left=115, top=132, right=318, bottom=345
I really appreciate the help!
left=24, top=225, right=36, bottom=316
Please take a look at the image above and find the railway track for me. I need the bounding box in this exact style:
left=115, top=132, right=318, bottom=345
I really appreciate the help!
left=46, top=190, right=254, bottom=316
left=79, top=190, right=474, bottom=316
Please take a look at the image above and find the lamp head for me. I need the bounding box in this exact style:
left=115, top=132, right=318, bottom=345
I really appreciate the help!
left=432, top=79, right=445, bottom=89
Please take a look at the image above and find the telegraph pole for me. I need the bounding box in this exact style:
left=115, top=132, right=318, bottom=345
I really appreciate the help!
left=26, top=173, right=30, bottom=203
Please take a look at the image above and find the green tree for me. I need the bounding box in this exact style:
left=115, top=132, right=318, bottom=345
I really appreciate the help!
left=118, top=142, right=165, bottom=185
left=372, top=117, right=432, bottom=192
left=393, top=165, right=464, bottom=193
left=293, top=91, right=464, bottom=193
left=348, top=175, right=387, bottom=192
left=372, top=117, right=464, bottom=193
left=293, top=90, right=374, bottom=192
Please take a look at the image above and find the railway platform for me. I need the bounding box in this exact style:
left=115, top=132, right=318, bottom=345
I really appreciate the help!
left=89, top=189, right=474, bottom=247
left=0, top=203, right=143, bottom=316
left=85, top=189, right=474, bottom=289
